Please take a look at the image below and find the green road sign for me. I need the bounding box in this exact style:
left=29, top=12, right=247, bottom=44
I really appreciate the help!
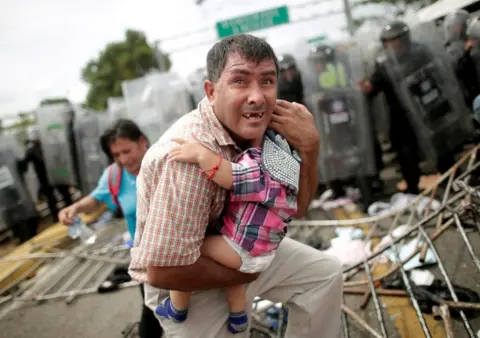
left=216, top=6, right=290, bottom=39
left=307, top=35, right=327, bottom=44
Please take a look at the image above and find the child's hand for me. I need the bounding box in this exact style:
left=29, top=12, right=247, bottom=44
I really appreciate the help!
left=168, top=138, right=205, bottom=164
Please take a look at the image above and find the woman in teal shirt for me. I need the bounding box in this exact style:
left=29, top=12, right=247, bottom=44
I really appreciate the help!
left=58, top=119, right=163, bottom=338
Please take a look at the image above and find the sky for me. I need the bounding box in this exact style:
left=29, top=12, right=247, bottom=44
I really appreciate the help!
left=0, top=0, right=387, bottom=119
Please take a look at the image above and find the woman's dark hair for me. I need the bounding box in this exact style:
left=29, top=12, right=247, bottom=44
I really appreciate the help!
left=99, top=119, right=150, bottom=163
left=107, top=119, right=150, bottom=147
left=99, top=131, right=114, bottom=163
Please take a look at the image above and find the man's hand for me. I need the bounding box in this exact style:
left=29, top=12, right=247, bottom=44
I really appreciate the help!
left=269, top=100, right=320, bottom=155
left=466, top=40, right=474, bottom=51
left=269, top=100, right=320, bottom=218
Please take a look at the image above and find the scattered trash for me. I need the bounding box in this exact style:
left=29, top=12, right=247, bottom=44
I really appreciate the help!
left=335, top=227, right=365, bottom=240
left=91, top=211, right=114, bottom=230
left=368, top=193, right=441, bottom=218
left=324, top=237, right=372, bottom=267
left=372, top=224, right=415, bottom=264
left=122, top=232, right=132, bottom=248
left=383, top=238, right=437, bottom=271
left=68, top=217, right=97, bottom=245
left=309, top=189, right=355, bottom=211
left=97, top=264, right=132, bottom=293
left=413, top=280, right=480, bottom=319
left=263, top=306, right=288, bottom=330
left=410, top=269, right=435, bottom=286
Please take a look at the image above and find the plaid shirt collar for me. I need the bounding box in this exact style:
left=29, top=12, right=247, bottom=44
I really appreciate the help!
left=199, top=97, right=241, bottom=151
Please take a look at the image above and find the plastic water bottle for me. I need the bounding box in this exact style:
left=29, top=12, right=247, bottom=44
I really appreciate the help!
left=68, top=217, right=97, bottom=245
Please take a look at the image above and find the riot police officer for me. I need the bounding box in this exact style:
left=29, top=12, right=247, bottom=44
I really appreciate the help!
left=0, top=134, right=40, bottom=243
left=361, top=20, right=473, bottom=193
left=443, top=10, right=470, bottom=62
left=19, top=126, right=73, bottom=221
left=277, top=53, right=305, bottom=104
left=358, top=21, right=423, bottom=194
left=306, top=43, right=378, bottom=206
left=455, top=16, right=480, bottom=109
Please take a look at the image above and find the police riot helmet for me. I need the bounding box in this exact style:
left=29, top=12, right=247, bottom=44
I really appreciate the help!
left=467, top=16, right=480, bottom=41
left=444, top=9, right=470, bottom=41
left=308, top=44, right=336, bottom=63
left=278, top=54, right=297, bottom=70
left=380, top=21, right=410, bottom=44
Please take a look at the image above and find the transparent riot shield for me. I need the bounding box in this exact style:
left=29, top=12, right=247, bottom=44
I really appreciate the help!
left=275, top=39, right=313, bottom=110
left=304, top=42, right=377, bottom=188
left=35, top=103, right=80, bottom=186
left=382, top=21, right=476, bottom=166
left=107, top=97, right=128, bottom=122
left=355, top=30, right=391, bottom=137
left=74, top=108, right=109, bottom=194
left=122, top=71, right=193, bottom=144
left=187, top=68, right=207, bottom=105
left=0, top=134, right=38, bottom=230
left=446, top=40, right=467, bottom=63
left=469, top=45, right=480, bottom=85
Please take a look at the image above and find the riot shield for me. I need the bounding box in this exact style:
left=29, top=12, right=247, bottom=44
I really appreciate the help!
left=469, top=45, right=480, bottom=86
left=35, top=103, right=80, bottom=186
left=355, top=27, right=391, bottom=137
left=446, top=40, right=467, bottom=63
left=187, top=68, right=207, bottom=105
left=382, top=21, right=476, bottom=166
left=107, top=97, right=128, bottom=122
left=74, top=108, right=109, bottom=194
left=305, top=42, right=377, bottom=185
left=122, top=71, right=193, bottom=144
left=0, top=134, right=38, bottom=230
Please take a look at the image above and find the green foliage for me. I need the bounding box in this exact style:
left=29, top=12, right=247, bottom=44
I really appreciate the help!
left=3, top=112, right=36, bottom=131
left=81, top=29, right=171, bottom=111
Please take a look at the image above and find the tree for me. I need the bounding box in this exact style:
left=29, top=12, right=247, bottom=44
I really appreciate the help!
left=81, top=29, right=171, bottom=111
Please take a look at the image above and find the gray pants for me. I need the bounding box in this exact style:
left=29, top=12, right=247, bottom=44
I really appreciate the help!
left=144, top=238, right=343, bottom=338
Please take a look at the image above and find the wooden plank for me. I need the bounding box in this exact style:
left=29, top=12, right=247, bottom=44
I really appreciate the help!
left=0, top=205, right=108, bottom=289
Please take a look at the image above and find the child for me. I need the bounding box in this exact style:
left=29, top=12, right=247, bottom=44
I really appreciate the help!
left=155, top=129, right=301, bottom=334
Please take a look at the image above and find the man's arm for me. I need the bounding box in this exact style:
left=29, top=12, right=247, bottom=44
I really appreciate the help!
left=269, top=100, right=321, bottom=218
left=147, top=256, right=258, bottom=291
left=17, top=146, right=32, bottom=174
left=294, top=146, right=319, bottom=218
left=359, top=62, right=386, bottom=99
left=70, top=195, right=102, bottom=214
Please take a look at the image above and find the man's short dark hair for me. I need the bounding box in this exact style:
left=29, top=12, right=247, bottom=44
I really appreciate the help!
left=206, top=34, right=279, bottom=82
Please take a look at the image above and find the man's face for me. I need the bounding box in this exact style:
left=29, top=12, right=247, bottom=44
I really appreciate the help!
left=315, top=61, right=325, bottom=73
left=450, top=24, right=461, bottom=36
left=283, top=67, right=295, bottom=81
left=205, top=53, right=277, bottom=143
left=383, top=38, right=402, bottom=52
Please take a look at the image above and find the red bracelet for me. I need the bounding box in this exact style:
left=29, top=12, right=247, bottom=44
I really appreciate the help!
left=202, top=155, right=223, bottom=180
